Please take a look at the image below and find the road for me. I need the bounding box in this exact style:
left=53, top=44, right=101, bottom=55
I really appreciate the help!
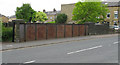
left=2, top=34, right=118, bottom=63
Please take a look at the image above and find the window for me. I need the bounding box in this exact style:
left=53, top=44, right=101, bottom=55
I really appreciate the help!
left=50, top=17, right=52, bottom=19
left=105, top=3, right=108, bottom=5
left=114, top=11, right=118, bottom=19
left=107, top=13, right=110, bottom=18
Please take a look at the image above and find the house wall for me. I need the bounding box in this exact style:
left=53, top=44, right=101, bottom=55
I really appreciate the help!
left=105, top=7, right=119, bottom=25
left=47, top=15, right=56, bottom=22
left=61, top=4, right=75, bottom=23
left=61, top=3, right=120, bottom=26
left=9, top=18, right=16, bottom=22
left=1, top=16, right=9, bottom=23
left=118, top=7, right=120, bottom=22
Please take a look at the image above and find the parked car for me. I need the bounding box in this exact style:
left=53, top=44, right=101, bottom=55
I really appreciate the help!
left=114, top=26, right=119, bottom=30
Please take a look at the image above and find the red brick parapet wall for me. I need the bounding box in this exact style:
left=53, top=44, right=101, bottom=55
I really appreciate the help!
left=14, top=23, right=88, bottom=42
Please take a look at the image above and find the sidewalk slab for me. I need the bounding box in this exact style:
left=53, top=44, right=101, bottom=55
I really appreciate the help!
left=2, top=34, right=118, bottom=50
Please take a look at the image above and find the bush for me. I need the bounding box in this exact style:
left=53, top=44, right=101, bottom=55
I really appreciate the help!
left=55, top=14, right=67, bottom=24
left=47, top=21, right=55, bottom=23
left=2, top=24, right=13, bottom=42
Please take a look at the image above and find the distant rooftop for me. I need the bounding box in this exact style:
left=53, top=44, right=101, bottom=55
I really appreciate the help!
left=0, top=14, right=9, bottom=19
left=0, top=14, right=2, bottom=17
left=45, top=11, right=61, bottom=15
left=102, top=2, right=119, bottom=7
left=9, top=15, right=16, bottom=18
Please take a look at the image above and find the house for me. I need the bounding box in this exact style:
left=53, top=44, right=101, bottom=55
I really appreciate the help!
left=103, top=2, right=120, bottom=26
left=9, top=15, right=16, bottom=22
left=43, top=9, right=61, bottom=23
left=61, top=1, right=120, bottom=26
left=0, top=14, right=9, bottom=23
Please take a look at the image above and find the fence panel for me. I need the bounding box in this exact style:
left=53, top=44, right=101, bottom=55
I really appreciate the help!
left=47, top=24, right=57, bottom=39
left=79, top=25, right=85, bottom=36
left=65, top=25, right=72, bottom=37
left=85, top=25, right=88, bottom=35
left=73, top=25, right=79, bottom=37
left=37, top=24, right=47, bottom=40
left=57, top=25, right=65, bottom=38
left=26, top=24, right=35, bottom=41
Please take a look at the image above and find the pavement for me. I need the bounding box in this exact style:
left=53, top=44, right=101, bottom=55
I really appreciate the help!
left=1, top=34, right=119, bottom=63
left=1, top=34, right=118, bottom=50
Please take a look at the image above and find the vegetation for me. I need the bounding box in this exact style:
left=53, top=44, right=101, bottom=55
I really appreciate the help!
left=0, top=21, right=2, bottom=42
left=2, top=24, right=13, bottom=42
left=55, top=14, right=67, bottom=24
left=16, top=4, right=48, bottom=23
left=47, top=21, right=55, bottom=23
left=33, top=11, right=48, bottom=22
left=72, top=0, right=109, bottom=24
left=16, top=4, right=36, bottom=22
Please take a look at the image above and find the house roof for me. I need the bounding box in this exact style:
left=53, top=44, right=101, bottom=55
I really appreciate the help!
left=45, top=11, right=61, bottom=15
left=9, top=15, right=16, bottom=18
left=102, top=2, right=119, bottom=7
left=0, top=14, right=3, bottom=17
left=0, top=14, right=9, bottom=19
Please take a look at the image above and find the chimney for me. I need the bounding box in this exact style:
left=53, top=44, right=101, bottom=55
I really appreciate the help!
left=43, top=9, right=46, bottom=12
left=53, top=8, right=56, bottom=12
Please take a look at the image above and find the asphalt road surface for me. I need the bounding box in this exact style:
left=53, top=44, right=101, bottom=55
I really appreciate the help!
left=2, top=34, right=118, bottom=63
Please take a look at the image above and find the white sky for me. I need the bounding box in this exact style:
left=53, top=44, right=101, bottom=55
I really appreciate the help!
left=0, top=0, right=119, bottom=16
left=0, top=0, right=80, bottom=16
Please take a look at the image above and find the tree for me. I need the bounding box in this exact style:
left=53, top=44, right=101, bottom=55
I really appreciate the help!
left=72, top=0, right=109, bottom=24
left=16, top=4, right=36, bottom=22
left=55, top=14, right=67, bottom=24
left=33, top=11, right=48, bottom=22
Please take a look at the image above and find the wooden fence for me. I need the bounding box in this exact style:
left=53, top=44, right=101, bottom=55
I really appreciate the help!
left=13, top=22, right=88, bottom=42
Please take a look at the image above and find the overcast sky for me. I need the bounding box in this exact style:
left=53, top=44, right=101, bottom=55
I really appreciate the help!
left=0, top=0, right=80, bottom=16
left=0, top=0, right=119, bottom=16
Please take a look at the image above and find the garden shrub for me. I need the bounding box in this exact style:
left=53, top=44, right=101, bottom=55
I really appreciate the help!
left=47, top=21, right=55, bottom=23
left=2, top=24, right=13, bottom=42
left=55, top=14, right=67, bottom=24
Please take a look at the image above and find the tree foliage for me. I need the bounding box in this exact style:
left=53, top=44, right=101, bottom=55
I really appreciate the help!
left=72, top=0, right=109, bottom=24
left=16, top=4, right=36, bottom=22
left=33, top=11, right=48, bottom=22
left=55, top=14, right=67, bottom=24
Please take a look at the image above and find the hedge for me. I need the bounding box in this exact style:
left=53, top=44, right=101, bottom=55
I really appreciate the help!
left=2, top=25, right=13, bottom=42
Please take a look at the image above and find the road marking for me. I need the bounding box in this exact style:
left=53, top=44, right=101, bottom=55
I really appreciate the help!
left=67, top=45, right=102, bottom=55
left=113, top=42, right=118, bottom=44
left=24, top=60, right=35, bottom=64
